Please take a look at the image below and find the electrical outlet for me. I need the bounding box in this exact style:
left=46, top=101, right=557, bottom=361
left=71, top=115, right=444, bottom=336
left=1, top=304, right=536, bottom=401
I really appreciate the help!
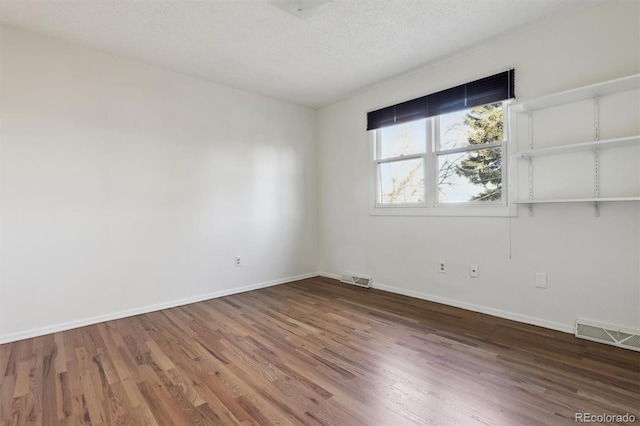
left=235, top=256, right=241, bottom=267
left=439, top=261, right=446, bottom=273
left=470, top=264, right=479, bottom=278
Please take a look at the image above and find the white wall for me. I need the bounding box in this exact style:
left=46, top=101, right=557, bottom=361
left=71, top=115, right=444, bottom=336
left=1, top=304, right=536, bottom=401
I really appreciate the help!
left=318, top=1, right=640, bottom=332
left=0, top=26, right=318, bottom=342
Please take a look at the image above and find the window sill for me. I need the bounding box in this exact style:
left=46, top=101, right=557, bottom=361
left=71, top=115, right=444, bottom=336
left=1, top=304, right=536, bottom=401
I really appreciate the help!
left=369, top=203, right=516, bottom=217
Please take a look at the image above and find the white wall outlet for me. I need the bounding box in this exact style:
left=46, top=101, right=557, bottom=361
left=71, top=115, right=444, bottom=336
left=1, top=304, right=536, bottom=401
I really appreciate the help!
left=470, top=264, right=479, bottom=278
left=235, top=256, right=241, bottom=267
left=535, top=272, right=547, bottom=288
left=439, top=261, right=446, bottom=273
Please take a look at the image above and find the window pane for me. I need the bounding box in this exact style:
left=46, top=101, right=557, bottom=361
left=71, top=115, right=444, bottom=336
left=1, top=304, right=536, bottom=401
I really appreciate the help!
left=437, top=147, right=501, bottom=203
left=379, top=119, right=426, bottom=159
left=378, top=158, right=424, bottom=204
left=439, top=103, right=503, bottom=150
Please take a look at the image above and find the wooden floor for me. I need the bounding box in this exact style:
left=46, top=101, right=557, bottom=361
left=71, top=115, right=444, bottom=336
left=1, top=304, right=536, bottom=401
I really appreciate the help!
left=1, top=277, right=638, bottom=425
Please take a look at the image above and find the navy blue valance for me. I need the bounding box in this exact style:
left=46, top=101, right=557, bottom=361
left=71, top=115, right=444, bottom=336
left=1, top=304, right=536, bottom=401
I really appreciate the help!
left=367, top=69, right=515, bottom=130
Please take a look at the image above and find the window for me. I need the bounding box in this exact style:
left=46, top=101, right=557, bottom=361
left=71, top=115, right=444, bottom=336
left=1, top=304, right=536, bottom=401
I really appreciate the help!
left=376, top=119, right=426, bottom=204
left=435, top=103, right=505, bottom=204
left=374, top=102, right=507, bottom=207
left=367, top=70, right=515, bottom=216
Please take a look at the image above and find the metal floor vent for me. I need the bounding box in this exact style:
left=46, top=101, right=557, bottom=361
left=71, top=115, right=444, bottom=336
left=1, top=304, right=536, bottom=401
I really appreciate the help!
left=340, top=273, right=372, bottom=288
left=575, top=320, right=640, bottom=352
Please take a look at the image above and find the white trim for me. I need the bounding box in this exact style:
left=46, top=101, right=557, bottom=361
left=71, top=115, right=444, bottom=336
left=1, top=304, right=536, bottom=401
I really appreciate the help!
left=376, top=152, right=425, bottom=164
left=0, top=272, right=319, bottom=344
left=320, top=272, right=344, bottom=280
left=369, top=204, right=515, bottom=217
left=4, top=271, right=575, bottom=344
left=436, top=141, right=504, bottom=156
left=319, top=272, right=573, bottom=334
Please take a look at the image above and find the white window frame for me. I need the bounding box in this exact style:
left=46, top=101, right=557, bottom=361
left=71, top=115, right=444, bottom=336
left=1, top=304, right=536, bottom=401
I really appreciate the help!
left=369, top=101, right=517, bottom=217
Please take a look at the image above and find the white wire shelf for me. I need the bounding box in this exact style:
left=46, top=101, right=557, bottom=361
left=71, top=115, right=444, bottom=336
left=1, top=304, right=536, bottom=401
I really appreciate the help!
left=513, top=197, right=640, bottom=204
left=514, top=135, right=640, bottom=158
left=511, top=74, right=640, bottom=113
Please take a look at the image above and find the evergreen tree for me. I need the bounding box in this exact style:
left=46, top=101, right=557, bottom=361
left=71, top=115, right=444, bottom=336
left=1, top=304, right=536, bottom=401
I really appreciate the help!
left=454, top=103, right=503, bottom=201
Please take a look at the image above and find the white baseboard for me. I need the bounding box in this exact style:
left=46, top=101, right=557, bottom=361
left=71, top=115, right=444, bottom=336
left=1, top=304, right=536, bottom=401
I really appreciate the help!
left=319, top=272, right=573, bottom=334
left=2, top=271, right=573, bottom=344
left=320, top=272, right=342, bottom=280
left=0, top=272, right=319, bottom=344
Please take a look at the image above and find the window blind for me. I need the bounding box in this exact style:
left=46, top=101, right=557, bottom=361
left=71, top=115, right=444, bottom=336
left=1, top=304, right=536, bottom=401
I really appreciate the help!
left=366, top=69, right=515, bottom=131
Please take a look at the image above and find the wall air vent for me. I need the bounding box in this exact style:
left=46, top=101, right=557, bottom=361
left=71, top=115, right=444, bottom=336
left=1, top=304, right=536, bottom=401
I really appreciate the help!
left=575, top=319, right=640, bottom=352
left=340, top=273, right=372, bottom=289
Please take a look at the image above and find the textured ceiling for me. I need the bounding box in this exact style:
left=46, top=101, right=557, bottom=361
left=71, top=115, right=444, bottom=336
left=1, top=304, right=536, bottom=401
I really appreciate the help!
left=0, top=0, right=605, bottom=108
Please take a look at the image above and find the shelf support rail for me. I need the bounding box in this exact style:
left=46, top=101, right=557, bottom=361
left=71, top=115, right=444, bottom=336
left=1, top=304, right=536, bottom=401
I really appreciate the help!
left=527, top=112, right=534, bottom=216
left=593, top=98, right=600, bottom=217
left=593, top=97, right=599, bottom=141
left=593, top=149, right=600, bottom=216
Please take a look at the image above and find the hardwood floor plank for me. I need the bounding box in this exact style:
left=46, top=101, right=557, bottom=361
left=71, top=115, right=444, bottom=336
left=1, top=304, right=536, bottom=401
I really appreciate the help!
left=53, top=333, right=67, bottom=375
left=145, top=341, right=175, bottom=372
left=136, top=380, right=174, bottom=425
left=164, top=368, right=206, bottom=408
left=131, top=403, right=159, bottom=426
left=8, top=395, right=27, bottom=426
left=0, top=345, right=11, bottom=388
left=12, top=360, right=31, bottom=398
left=102, top=380, right=133, bottom=425
left=79, top=368, right=106, bottom=425
left=0, top=374, right=16, bottom=424
left=41, top=336, right=58, bottom=426
left=55, top=372, right=71, bottom=421
left=170, top=360, right=252, bottom=424
left=119, top=377, right=143, bottom=409
left=1, top=277, right=638, bottom=425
